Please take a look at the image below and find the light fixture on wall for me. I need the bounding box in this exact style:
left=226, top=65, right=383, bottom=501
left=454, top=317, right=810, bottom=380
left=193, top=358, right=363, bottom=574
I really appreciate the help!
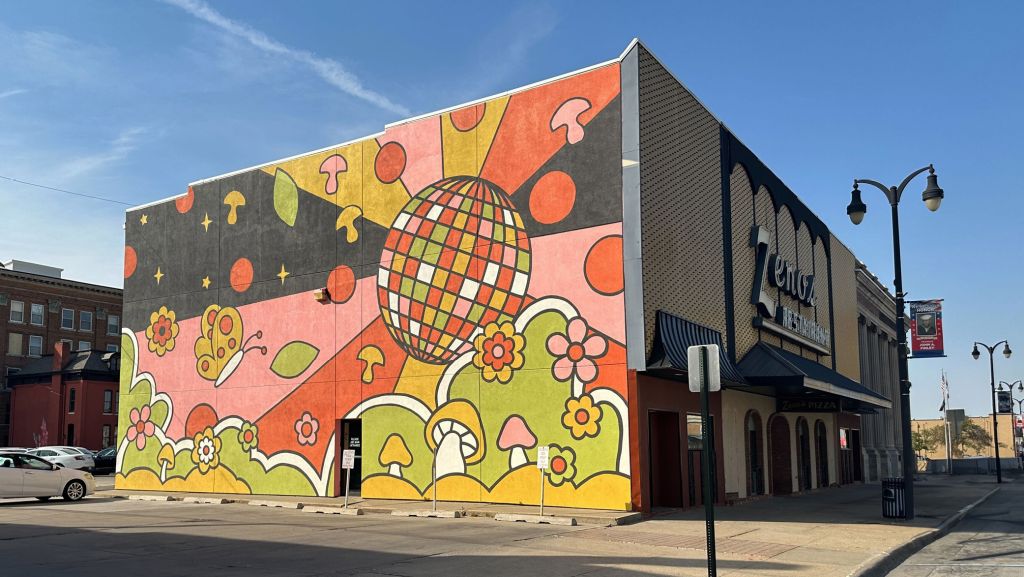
left=313, top=288, right=331, bottom=303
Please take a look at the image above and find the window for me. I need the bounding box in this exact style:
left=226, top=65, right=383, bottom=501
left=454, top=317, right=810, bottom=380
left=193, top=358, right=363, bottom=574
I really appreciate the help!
left=61, top=308, right=75, bottom=330
left=68, top=388, right=76, bottom=413
left=77, top=340, right=91, bottom=351
left=4, top=367, right=20, bottom=387
left=9, top=300, right=24, bottom=323
left=30, top=303, right=44, bottom=326
left=6, top=333, right=22, bottom=356
left=107, top=314, right=120, bottom=336
left=80, top=311, right=93, bottom=332
left=28, top=335, right=43, bottom=357
left=67, top=424, right=75, bottom=446
left=15, top=455, right=53, bottom=470
left=102, top=425, right=112, bottom=448
left=103, top=390, right=114, bottom=414
left=106, top=344, right=119, bottom=352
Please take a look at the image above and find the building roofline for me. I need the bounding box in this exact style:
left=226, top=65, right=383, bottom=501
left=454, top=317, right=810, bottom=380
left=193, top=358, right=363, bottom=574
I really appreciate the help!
left=0, top=268, right=122, bottom=296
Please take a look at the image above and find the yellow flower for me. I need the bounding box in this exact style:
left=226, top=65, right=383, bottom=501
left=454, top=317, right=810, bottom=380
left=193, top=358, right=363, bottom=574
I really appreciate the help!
left=562, top=395, right=602, bottom=439
left=472, top=322, right=525, bottom=383
left=145, top=305, right=179, bottom=357
left=190, top=427, right=222, bottom=474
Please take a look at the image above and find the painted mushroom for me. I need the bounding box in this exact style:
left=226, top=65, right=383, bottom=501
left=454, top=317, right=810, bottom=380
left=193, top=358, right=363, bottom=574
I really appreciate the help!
left=158, top=443, right=175, bottom=483
left=223, top=190, right=246, bottom=225
left=379, top=434, right=413, bottom=478
left=425, top=400, right=485, bottom=478
left=497, top=415, right=536, bottom=470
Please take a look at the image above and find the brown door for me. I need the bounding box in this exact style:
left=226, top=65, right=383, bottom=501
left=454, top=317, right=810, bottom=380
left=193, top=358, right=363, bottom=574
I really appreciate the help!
left=769, top=415, right=792, bottom=495
left=649, top=410, right=683, bottom=507
left=797, top=418, right=811, bottom=491
left=815, top=421, right=829, bottom=487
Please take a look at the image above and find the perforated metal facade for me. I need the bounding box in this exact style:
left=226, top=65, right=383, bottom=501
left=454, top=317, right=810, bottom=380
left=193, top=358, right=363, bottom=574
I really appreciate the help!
left=729, top=166, right=758, bottom=360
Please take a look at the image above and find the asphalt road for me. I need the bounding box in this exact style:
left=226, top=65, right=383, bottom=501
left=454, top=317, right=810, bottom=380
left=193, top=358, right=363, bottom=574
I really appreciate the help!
left=888, top=481, right=1024, bottom=577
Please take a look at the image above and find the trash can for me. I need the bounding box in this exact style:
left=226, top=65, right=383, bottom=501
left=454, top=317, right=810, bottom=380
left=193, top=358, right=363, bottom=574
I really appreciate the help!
left=882, top=477, right=906, bottom=519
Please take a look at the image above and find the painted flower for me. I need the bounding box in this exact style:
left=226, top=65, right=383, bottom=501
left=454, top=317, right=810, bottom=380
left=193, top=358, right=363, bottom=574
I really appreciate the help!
left=145, top=305, right=179, bottom=356
left=546, top=317, right=607, bottom=383
left=126, top=404, right=156, bottom=451
left=546, top=445, right=577, bottom=487
left=295, top=412, right=319, bottom=446
left=561, top=395, right=603, bottom=439
left=190, top=427, right=221, bottom=474
left=472, top=322, right=525, bottom=383
left=238, top=421, right=259, bottom=452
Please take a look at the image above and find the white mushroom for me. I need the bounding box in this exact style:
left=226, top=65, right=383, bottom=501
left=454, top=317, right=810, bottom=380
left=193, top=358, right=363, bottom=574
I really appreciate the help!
left=425, top=401, right=485, bottom=478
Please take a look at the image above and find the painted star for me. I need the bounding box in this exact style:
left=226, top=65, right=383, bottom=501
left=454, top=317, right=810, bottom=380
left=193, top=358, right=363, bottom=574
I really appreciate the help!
left=277, top=264, right=289, bottom=285
left=154, top=267, right=164, bottom=284
left=140, top=214, right=148, bottom=225
left=201, top=276, right=211, bottom=289
left=201, top=213, right=212, bottom=232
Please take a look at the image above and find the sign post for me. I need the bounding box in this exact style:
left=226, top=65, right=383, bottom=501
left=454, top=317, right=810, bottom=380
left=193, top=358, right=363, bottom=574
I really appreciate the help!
left=688, top=344, right=720, bottom=577
left=536, top=445, right=549, bottom=516
left=432, top=446, right=438, bottom=512
left=341, top=449, right=356, bottom=509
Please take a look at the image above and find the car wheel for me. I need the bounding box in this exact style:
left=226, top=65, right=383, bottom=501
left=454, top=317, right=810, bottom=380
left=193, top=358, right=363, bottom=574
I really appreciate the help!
left=63, top=480, right=86, bottom=501
left=35, top=496, right=51, bottom=501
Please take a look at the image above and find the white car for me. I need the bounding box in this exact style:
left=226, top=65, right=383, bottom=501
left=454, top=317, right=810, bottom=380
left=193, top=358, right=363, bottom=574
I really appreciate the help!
left=0, top=452, right=95, bottom=501
left=27, top=447, right=95, bottom=471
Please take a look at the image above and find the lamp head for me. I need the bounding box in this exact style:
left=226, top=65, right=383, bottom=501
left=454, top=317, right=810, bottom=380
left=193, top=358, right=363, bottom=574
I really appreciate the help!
left=972, top=344, right=981, bottom=360
left=1004, top=342, right=1013, bottom=359
left=847, top=183, right=867, bottom=225
left=922, top=165, right=944, bottom=212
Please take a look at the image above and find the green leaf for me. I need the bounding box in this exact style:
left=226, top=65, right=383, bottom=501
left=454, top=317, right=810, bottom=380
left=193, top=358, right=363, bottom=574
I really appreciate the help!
left=273, top=168, right=298, bottom=227
left=270, top=341, right=319, bottom=379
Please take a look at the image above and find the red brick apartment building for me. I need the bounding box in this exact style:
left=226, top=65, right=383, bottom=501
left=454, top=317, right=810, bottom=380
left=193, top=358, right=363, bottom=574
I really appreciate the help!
left=0, top=260, right=122, bottom=447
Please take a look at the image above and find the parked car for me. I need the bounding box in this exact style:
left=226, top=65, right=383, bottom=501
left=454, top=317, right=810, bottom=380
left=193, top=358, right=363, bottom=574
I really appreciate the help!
left=0, top=451, right=95, bottom=501
left=92, top=446, right=116, bottom=474
left=0, top=447, right=27, bottom=453
left=26, top=447, right=95, bottom=471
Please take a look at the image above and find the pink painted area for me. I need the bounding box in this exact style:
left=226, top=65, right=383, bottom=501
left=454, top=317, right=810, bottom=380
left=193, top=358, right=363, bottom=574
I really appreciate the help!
left=527, top=222, right=625, bottom=344
left=135, top=278, right=379, bottom=438
left=379, top=115, right=443, bottom=197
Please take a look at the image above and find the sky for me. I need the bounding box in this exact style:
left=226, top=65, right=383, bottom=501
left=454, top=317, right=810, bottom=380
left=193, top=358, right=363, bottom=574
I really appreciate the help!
left=0, top=1, right=1021, bottom=419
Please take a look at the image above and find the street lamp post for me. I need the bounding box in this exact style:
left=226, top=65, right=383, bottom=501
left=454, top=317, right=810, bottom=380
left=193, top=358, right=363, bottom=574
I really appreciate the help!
left=998, top=379, right=1022, bottom=459
left=972, top=341, right=1013, bottom=482
left=845, top=164, right=944, bottom=521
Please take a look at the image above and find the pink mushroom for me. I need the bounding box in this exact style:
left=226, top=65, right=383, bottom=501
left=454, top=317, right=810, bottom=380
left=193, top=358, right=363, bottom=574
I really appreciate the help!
left=497, top=415, right=537, bottom=470
left=550, top=98, right=592, bottom=145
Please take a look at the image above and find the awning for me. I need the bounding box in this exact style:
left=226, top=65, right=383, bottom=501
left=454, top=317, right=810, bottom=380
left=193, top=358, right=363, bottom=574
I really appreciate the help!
left=646, top=310, right=747, bottom=385
left=738, top=342, right=891, bottom=409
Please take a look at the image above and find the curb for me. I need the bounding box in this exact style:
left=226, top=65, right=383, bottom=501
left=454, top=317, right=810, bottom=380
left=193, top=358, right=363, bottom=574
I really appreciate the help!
left=494, top=513, right=576, bottom=526
left=392, top=509, right=463, bottom=518
left=303, top=505, right=363, bottom=515
left=850, top=486, right=1000, bottom=577
left=182, top=497, right=231, bottom=504
left=249, top=499, right=304, bottom=510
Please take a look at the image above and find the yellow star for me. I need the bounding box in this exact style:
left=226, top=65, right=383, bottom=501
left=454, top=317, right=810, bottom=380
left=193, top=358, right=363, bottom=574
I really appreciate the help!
left=201, top=213, right=212, bottom=232
left=140, top=214, right=148, bottom=225
left=277, top=264, right=289, bottom=285
left=154, top=267, right=164, bottom=284
left=201, top=276, right=211, bottom=289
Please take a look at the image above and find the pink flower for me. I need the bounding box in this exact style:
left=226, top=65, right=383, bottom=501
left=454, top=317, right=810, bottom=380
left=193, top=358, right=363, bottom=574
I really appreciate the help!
left=126, top=405, right=156, bottom=451
left=546, top=317, right=607, bottom=384
left=295, top=412, right=320, bottom=446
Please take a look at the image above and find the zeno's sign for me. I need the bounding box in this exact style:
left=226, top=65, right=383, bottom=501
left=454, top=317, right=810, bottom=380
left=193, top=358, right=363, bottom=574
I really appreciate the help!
left=750, top=226, right=830, bottom=352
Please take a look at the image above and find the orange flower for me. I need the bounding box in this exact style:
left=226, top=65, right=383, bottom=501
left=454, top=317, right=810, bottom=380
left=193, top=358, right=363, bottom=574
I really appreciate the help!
left=472, top=322, right=525, bottom=383
left=145, top=306, right=179, bottom=356
left=561, top=395, right=602, bottom=439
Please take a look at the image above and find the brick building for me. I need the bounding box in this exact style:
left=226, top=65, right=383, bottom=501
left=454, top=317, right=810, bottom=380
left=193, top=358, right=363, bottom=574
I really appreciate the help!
left=0, top=260, right=122, bottom=446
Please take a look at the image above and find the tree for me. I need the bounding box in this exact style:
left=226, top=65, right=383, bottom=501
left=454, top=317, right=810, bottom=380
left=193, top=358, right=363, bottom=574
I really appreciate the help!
left=912, top=425, right=945, bottom=457
left=953, top=421, right=1005, bottom=457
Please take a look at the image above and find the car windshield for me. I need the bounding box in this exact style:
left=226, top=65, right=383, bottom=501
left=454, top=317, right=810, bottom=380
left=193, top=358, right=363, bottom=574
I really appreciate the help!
left=58, top=448, right=80, bottom=455
left=73, top=448, right=92, bottom=455
left=99, top=448, right=115, bottom=457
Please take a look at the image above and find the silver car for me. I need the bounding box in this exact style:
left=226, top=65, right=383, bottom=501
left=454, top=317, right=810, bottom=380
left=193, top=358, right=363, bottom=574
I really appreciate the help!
left=26, top=447, right=96, bottom=471
left=0, top=452, right=96, bottom=501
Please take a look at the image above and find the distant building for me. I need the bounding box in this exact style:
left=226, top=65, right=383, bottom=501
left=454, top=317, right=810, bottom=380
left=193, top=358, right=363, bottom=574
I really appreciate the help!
left=7, top=342, right=120, bottom=450
left=912, top=413, right=1018, bottom=459
left=0, top=260, right=123, bottom=446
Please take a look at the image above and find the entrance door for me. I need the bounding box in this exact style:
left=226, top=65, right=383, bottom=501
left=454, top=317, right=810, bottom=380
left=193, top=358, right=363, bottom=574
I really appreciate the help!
left=797, top=418, right=811, bottom=491
left=648, top=411, right=683, bottom=507
left=815, top=421, right=829, bottom=487
left=746, top=412, right=764, bottom=496
left=769, top=415, right=792, bottom=495
left=340, top=419, right=362, bottom=492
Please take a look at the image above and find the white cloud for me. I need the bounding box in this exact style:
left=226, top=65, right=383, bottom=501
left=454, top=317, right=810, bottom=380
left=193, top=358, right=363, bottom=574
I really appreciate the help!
left=163, top=0, right=409, bottom=116
left=56, top=126, right=149, bottom=181
left=0, top=89, right=28, bottom=99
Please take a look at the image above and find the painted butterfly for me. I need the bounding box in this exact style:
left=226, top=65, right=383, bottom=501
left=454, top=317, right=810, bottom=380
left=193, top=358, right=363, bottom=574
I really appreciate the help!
left=194, top=304, right=266, bottom=387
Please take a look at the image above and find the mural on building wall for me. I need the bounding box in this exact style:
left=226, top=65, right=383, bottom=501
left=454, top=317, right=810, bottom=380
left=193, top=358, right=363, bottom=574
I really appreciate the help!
left=117, top=64, right=630, bottom=509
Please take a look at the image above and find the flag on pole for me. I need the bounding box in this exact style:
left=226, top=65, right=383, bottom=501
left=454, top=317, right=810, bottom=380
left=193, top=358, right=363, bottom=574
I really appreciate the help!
left=939, top=371, right=949, bottom=413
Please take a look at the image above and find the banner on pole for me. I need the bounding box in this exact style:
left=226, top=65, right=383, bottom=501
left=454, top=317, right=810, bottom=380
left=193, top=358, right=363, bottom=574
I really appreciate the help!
left=909, top=300, right=944, bottom=357
left=998, top=391, right=1013, bottom=414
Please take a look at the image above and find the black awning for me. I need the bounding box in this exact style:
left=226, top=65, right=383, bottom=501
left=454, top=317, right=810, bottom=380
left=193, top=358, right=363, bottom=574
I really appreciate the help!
left=738, top=342, right=891, bottom=409
left=646, top=310, right=747, bottom=385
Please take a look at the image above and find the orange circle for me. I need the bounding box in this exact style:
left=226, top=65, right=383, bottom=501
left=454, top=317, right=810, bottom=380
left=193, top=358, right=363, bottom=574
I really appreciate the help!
left=176, top=186, right=195, bottom=214
left=185, top=404, right=218, bottom=438
left=450, top=103, right=485, bottom=132
left=327, top=265, right=355, bottom=303
left=584, top=235, right=624, bottom=295
left=529, top=171, right=575, bottom=225
left=374, top=142, right=406, bottom=184
left=124, top=246, right=137, bottom=279
left=230, top=257, right=254, bottom=293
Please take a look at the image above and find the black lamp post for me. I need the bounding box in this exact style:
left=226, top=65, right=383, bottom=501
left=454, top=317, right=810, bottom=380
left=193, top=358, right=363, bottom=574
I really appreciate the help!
left=846, top=164, right=944, bottom=521
left=998, top=379, right=1022, bottom=460
left=972, top=341, right=1012, bottom=482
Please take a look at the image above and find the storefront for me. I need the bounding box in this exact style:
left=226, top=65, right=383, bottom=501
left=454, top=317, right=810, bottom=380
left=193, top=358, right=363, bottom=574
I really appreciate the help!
left=117, top=40, right=890, bottom=511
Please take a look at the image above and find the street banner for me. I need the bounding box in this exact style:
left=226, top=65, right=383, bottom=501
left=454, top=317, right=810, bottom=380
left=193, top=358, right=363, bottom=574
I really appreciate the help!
left=998, top=390, right=1013, bottom=413
left=909, top=300, right=944, bottom=357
